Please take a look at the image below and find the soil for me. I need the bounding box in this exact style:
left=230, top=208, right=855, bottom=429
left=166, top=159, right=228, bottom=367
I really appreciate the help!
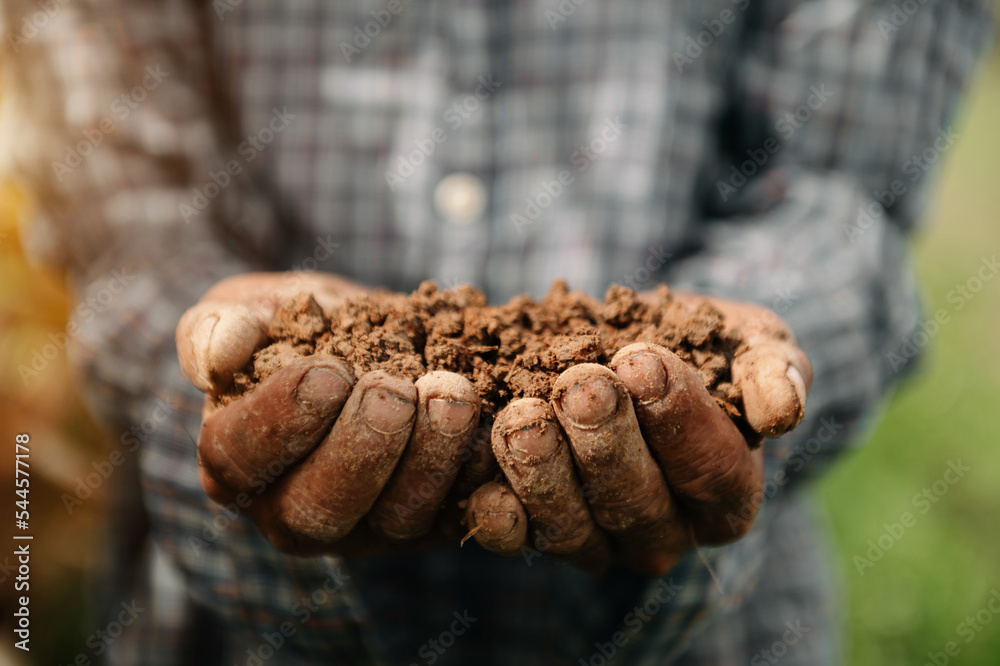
left=222, top=281, right=751, bottom=437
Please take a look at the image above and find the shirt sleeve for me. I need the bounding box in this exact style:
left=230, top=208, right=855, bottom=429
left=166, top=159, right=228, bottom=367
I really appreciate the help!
left=0, top=2, right=375, bottom=663
left=667, top=0, right=994, bottom=488
left=0, top=0, right=291, bottom=417
left=626, top=3, right=994, bottom=661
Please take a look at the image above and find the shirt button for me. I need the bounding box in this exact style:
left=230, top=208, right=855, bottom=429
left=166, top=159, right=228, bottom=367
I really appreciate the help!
left=434, top=173, right=487, bottom=225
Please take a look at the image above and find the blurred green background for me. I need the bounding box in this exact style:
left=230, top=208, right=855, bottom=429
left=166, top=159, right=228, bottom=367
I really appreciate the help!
left=0, top=38, right=996, bottom=666
left=818, top=54, right=1000, bottom=664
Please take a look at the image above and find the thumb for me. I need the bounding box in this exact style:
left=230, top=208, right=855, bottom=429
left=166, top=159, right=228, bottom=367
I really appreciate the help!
left=176, top=271, right=368, bottom=395
left=200, top=271, right=367, bottom=315
left=176, top=301, right=268, bottom=394
left=731, top=338, right=812, bottom=438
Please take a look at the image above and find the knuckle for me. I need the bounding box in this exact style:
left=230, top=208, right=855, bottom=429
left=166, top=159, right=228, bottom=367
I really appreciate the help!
left=535, top=520, right=593, bottom=556
left=620, top=493, right=672, bottom=534
left=589, top=480, right=669, bottom=533
left=671, top=449, right=755, bottom=511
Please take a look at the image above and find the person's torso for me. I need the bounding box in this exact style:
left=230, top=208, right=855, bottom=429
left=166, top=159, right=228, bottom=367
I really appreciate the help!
left=213, top=0, right=739, bottom=301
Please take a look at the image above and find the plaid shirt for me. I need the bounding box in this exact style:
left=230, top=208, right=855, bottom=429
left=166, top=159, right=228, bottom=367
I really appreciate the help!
left=1, top=0, right=993, bottom=663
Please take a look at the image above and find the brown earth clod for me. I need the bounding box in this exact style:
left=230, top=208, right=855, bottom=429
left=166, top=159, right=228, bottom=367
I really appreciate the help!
left=222, top=280, right=753, bottom=440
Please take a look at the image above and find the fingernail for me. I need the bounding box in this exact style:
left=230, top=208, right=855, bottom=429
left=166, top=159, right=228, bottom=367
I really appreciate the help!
left=786, top=365, right=806, bottom=408
left=296, top=367, right=351, bottom=416
left=506, top=421, right=560, bottom=462
left=615, top=353, right=668, bottom=403
left=558, top=377, right=618, bottom=428
left=362, top=388, right=416, bottom=434
left=427, top=398, right=475, bottom=436
left=191, top=313, right=220, bottom=389
left=204, top=306, right=267, bottom=384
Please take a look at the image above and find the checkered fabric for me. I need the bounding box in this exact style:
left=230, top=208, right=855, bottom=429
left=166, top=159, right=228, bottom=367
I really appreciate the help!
left=0, top=0, right=993, bottom=663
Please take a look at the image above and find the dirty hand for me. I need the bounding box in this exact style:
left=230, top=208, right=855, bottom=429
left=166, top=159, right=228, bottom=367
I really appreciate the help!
left=176, top=272, right=483, bottom=556
left=465, top=292, right=812, bottom=575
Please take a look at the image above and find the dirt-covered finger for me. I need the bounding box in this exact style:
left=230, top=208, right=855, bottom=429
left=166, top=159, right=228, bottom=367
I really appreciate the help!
left=673, top=295, right=812, bottom=438
left=493, top=398, right=611, bottom=569
left=611, top=342, right=763, bottom=544
left=552, top=364, right=686, bottom=563
left=274, top=371, right=416, bottom=544
left=463, top=482, right=529, bottom=557
left=368, top=371, right=480, bottom=541
left=732, top=340, right=812, bottom=438
left=177, top=301, right=269, bottom=394
left=198, top=355, right=354, bottom=495
left=437, top=423, right=496, bottom=541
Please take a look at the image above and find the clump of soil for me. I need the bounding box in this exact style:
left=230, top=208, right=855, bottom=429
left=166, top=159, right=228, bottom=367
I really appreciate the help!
left=223, top=281, right=751, bottom=436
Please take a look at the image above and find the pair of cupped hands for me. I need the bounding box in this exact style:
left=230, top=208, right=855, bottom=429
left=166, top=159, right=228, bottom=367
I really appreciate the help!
left=176, top=273, right=811, bottom=575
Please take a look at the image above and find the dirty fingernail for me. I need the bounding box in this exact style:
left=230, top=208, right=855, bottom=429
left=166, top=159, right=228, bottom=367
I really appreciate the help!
left=428, top=398, right=476, bottom=436
left=190, top=313, right=220, bottom=389
left=362, top=388, right=416, bottom=435
left=558, top=377, right=618, bottom=428
left=296, top=367, right=351, bottom=416
left=786, top=365, right=806, bottom=408
left=506, top=421, right=560, bottom=462
left=614, top=352, right=668, bottom=403
left=204, top=306, right=267, bottom=385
